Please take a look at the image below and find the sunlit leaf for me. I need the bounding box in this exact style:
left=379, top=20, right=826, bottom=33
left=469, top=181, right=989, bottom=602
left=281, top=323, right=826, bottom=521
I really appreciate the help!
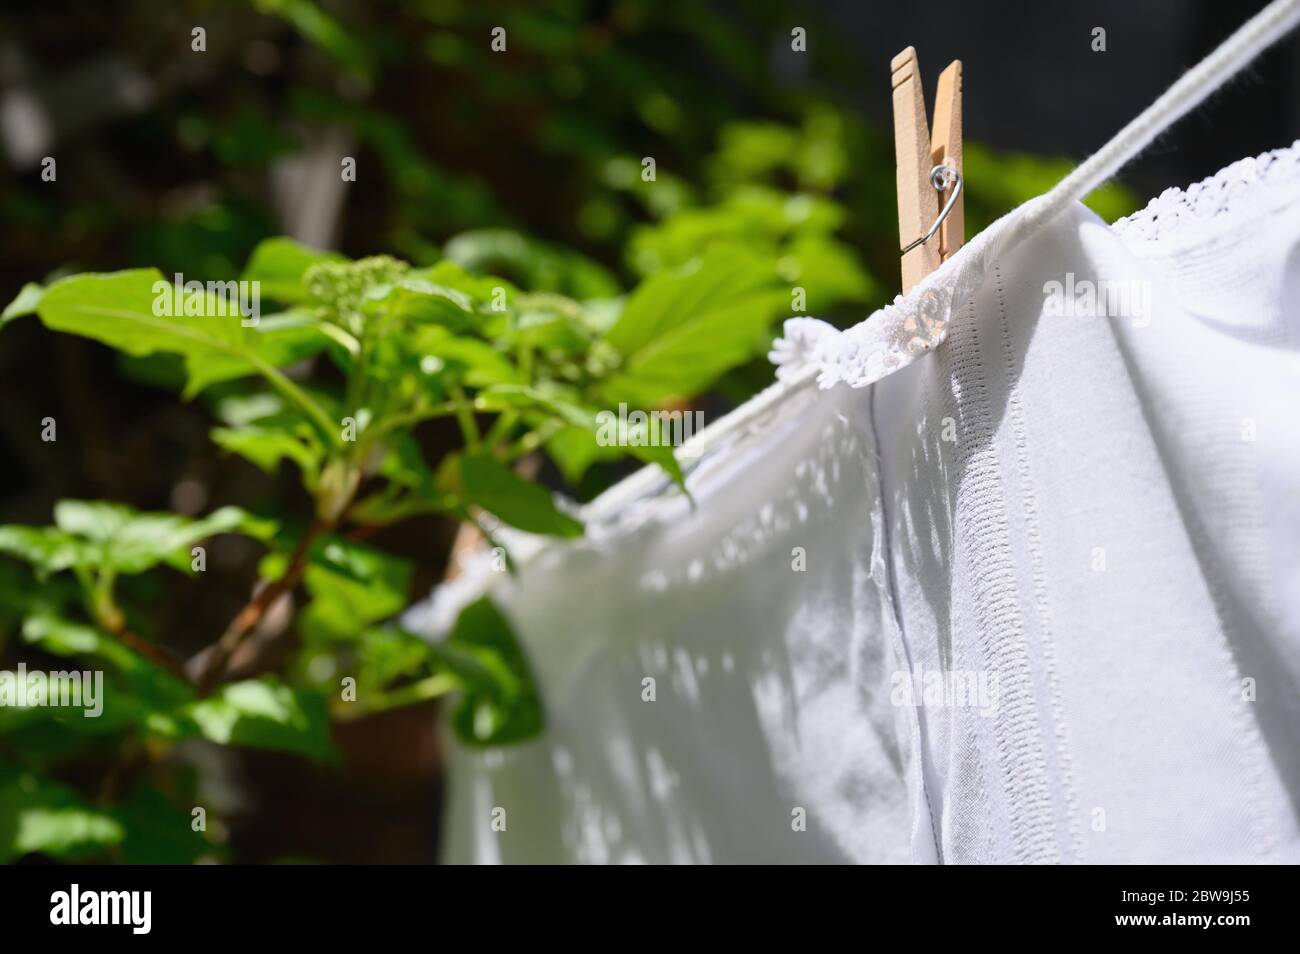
left=1, top=282, right=44, bottom=326
left=34, top=270, right=336, bottom=438
left=451, top=453, right=583, bottom=538
left=602, top=249, right=786, bottom=404
left=211, top=424, right=323, bottom=486
left=241, top=240, right=346, bottom=305
left=51, top=501, right=273, bottom=574
left=0, top=526, right=96, bottom=579
left=443, top=228, right=620, bottom=299
left=439, top=597, right=543, bottom=747
left=280, top=535, right=414, bottom=641
left=0, top=765, right=124, bottom=863
left=184, top=311, right=332, bottom=397
left=414, top=327, right=521, bottom=387
left=184, top=678, right=335, bottom=761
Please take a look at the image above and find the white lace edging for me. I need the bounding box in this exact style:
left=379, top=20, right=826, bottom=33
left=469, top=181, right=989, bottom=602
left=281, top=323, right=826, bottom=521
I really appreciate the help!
left=408, top=139, right=1300, bottom=633
left=769, top=196, right=1037, bottom=390
left=1111, top=140, right=1300, bottom=243
left=771, top=140, right=1300, bottom=391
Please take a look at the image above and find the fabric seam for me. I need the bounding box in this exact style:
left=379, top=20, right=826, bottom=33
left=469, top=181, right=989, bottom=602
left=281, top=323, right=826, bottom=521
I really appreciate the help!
left=867, top=382, right=944, bottom=863
left=951, top=293, right=1059, bottom=863
left=992, top=263, right=1085, bottom=862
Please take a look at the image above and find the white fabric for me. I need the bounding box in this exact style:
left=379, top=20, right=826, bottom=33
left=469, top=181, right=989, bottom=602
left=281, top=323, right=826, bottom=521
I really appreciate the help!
left=430, top=144, right=1300, bottom=863
left=466, top=0, right=1300, bottom=551
left=426, top=0, right=1300, bottom=867
left=439, top=380, right=917, bottom=863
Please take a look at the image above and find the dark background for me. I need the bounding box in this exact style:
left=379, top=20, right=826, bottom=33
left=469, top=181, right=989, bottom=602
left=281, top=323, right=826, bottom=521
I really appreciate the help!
left=827, top=0, right=1299, bottom=194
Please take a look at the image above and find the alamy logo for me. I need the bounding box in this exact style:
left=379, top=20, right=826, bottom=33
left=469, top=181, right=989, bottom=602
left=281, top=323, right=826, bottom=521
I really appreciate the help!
left=152, top=273, right=261, bottom=327
left=50, top=884, right=151, bottom=934
left=0, top=664, right=102, bottom=718
left=595, top=403, right=704, bottom=459
left=890, top=665, right=1000, bottom=715
left=1042, top=272, right=1151, bottom=325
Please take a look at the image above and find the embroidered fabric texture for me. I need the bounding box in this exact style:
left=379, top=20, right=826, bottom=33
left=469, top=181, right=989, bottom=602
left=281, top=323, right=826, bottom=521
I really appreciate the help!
left=1112, top=139, right=1300, bottom=244
left=430, top=145, right=1300, bottom=862
left=769, top=141, right=1300, bottom=390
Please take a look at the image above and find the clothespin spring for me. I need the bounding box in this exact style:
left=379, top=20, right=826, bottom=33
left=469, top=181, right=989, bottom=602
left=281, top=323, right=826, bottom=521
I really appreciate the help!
left=900, top=164, right=963, bottom=255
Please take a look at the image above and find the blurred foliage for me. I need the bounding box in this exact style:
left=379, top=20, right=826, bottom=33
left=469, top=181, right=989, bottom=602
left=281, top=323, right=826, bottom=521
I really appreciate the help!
left=0, top=0, right=1138, bottom=864
left=0, top=225, right=815, bottom=861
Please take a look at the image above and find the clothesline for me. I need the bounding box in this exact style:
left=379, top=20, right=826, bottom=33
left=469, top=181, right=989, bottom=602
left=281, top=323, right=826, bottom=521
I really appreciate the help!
left=442, top=155, right=1300, bottom=862
left=581, top=0, right=1300, bottom=526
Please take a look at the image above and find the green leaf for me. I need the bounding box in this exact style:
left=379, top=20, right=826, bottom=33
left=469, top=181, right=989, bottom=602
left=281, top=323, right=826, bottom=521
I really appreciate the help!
left=1, top=282, right=44, bottom=326
left=38, top=269, right=249, bottom=359
left=0, top=502, right=270, bottom=581
left=443, top=228, right=621, bottom=299
left=183, top=311, right=331, bottom=397
left=0, top=561, right=71, bottom=633
left=544, top=424, right=613, bottom=484
left=362, top=275, right=476, bottom=331
left=0, top=765, right=124, bottom=862
left=440, top=597, right=544, bottom=747
left=283, top=536, right=413, bottom=641
left=627, top=441, right=687, bottom=492
left=605, top=248, right=770, bottom=355
left=23, top=612, right=121, bottom=660
left=211, top=424, right=323, bottom=485
left=0, top=526, right=95, bottom=578
left=347, top=436, right=453, bottom=526
left=184, top=678, right=335, bottom=761
left=542, top=421, right=687, bottom=493
left=255, top=0, right=374, bottom=80
left=473, top=384, right=596, bottom=429
left=241, top=237, right=347, bottom=303
left=20, top=614, right=196, bottom=724
left=375, top=434, right=438, bottom=493
left=354, top=625, right=438, bottom=690
left=602, top=249, right=786, bottom=404
left=781, top=233, right=877, bottom=308
left=35, top=270, right=337, bottom=441
left=50, top=501, right=271, bottom=574
left=211, top=391, right=292, bottom=426
left=501, top=294, right=591, bottom=353
left=452, top=453, right=583, bottom=538
left=414, top=327, right=520, bottom=387
left=414, top=260, right=520, bottom=306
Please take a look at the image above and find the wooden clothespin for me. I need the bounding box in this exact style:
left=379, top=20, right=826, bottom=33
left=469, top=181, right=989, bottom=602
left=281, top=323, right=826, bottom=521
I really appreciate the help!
left=891, top=47, right=964, bottom=294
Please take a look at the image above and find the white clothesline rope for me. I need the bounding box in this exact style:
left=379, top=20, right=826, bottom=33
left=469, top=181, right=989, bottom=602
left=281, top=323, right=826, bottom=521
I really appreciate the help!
left=584, top=0, right=1300, bottom=523
left=583, top=363, right=821, bottom=521
left=1009, top=0, right=1300, bottom=244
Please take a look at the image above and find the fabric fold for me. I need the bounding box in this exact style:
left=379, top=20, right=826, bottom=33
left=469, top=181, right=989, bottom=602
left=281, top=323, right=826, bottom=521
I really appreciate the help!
left=428, top=145, right=1300, bottom=863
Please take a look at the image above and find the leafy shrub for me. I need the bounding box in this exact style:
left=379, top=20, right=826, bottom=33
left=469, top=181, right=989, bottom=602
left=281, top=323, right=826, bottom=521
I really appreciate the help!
left=0, top=189, right=850, bottom=859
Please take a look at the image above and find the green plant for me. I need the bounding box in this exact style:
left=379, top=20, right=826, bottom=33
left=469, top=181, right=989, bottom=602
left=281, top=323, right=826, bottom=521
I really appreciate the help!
left=0, top=217, right=821, bottom=861
left=0, top=78, right=1143, bottom=859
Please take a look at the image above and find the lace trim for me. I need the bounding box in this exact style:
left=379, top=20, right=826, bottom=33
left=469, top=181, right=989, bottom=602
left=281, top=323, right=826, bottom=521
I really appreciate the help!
left=409, top=144, right=1300, bottom=628
left=769, top=195, right=1032, bottom=390
left=1111, top=140, right=1300, bottom=242
left=771, top=143, right=1300, bottom=390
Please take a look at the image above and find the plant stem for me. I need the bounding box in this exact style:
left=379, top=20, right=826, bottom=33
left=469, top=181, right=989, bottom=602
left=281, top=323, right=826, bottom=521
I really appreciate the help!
left=249, top=355, right=339, bottom=448
left=503, top=420, right=564, bottom=461
left=449, top=384, right=481, bottom=451
left=318, top=322, right=361, bottom=357
left=369, top=401, right=459, bottom=439
left=76, top=567, right=189, bottom=680
left=333, top=672, right=460, bottom=721
left=484, top=410, right=518, bottom=452
left=191, top=517, right=327, bottom=695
